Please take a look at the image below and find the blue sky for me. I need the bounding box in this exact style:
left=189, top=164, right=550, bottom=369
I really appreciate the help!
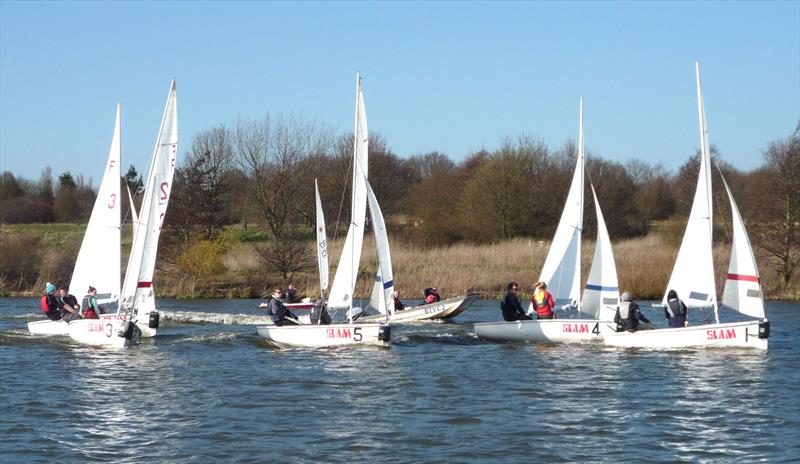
left=1, top=0, right=798, bottom=184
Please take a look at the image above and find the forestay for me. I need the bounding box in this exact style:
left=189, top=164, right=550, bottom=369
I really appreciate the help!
left=328, top=73, right=368, bottom=311
left=69, top=102, right=122, bottom=305
left=719, top=171, right=765, bottom=319
left=662, top=64, right=718, bottom=316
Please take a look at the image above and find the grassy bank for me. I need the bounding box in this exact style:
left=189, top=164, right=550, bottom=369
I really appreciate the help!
left=2, top=224, right=798, bottom=301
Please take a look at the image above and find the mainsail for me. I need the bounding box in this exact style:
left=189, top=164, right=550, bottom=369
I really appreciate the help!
left=328, top=73, right=369, bottom=310
left=69, top=102, right=122, bottom=305
left=537, top=97, right=584, bottom=308
left=120, top=79, right=178, bottom=322
left=662, top=63, right=718, bottom=318
left=315, top=179, right=329, bottom=298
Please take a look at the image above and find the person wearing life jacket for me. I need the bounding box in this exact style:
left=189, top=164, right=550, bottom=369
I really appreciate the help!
left=665, top=289, right=688, bottom=328
left=531, top=281, right=555, bottom=319
left=424, top=287, right=441, bottom=304
left=614, top=291, right=650, bottom=332
left=501, top=281, right=532, bottom=321
left=40, top=282, right=61, bottom=321
left=56, top=285, right=81, bottom=322
left=393, top=290, right=407, bottom=312
left=81, top=286, right=105, bottom=319
left=259, top=288, right=299, bottom=327
left=310, top=300, right=332, bottom=325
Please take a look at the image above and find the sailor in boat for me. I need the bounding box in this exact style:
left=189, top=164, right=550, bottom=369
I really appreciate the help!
left=284, top=283, right=299, bottom=303
left=614, top=292, right=650, bottom=332
left=260, top=288, right=299, bottom=326
left=501, top=281, right=532, bottom=321
left=393, top=290, right=407, bottom=311
left=310, top=300, right=332, bottom=325
left=424, top=287, right=442, bottom=304
left=56, top=285, right=81, bottom=322
left=80, top=286, right=105, bottom=319
left=530, top=282, right=556, bottom=320
left=40, top=282, right=61, bottom=321
left=665, top=289, right=688, bottom=328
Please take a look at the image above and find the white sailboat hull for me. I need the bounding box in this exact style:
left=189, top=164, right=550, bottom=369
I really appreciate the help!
left=67, top=318, right=141, bottom=348
left=602, top=320, right=769, bottom=350
left=473, top=318, right=615, bottom=343
left=27, top=312, right=128, bottom=336
left=359, top=294, right=479, bottom=323
left=256, top=323, right=390, bottom=348
left=27, top=319, right=69, bottom=335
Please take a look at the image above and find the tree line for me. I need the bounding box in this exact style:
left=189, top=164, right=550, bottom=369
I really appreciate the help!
left=1, top=117, right=798, bottom=292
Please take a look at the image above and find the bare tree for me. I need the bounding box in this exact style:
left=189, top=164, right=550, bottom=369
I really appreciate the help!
left=235, top=114, right=334, bottom=239
left=168, top=125, right=235, bottom=242
left=752, top=124, right=800, bottom=286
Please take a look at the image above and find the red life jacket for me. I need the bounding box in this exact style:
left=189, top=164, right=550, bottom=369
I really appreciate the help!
left=40, top=295, right=49, bottom=313
left=83, top=308, right=99, bottom=319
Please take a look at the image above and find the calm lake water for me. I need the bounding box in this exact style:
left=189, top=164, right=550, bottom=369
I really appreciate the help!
left=1, top=298, right=798, bottom=463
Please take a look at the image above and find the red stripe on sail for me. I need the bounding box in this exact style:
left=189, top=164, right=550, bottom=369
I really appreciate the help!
left=726, top=273, right=759, bottom=283
left=137, top=281, right=153, bottom=288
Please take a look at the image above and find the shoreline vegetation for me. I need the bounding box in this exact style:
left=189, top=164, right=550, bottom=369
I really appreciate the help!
left=1, top=223, right=797, bottom=302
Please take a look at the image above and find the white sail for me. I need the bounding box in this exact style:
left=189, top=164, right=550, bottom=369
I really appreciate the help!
left=366, top=181, right=394, bottom=316
left=328, top=73, right=369, bottom=310
left=120, top=79, right=178, bottom=325
left=69, top=102, right=122, bottom=305
left=581, top=185, right=620, bottom=320
left=719, top=171, right=765, bottom=318
left=369, top=268, right=385, bottom=315
left=315, top=179, right=329, bottom=296
left=537, top=97, right=584, bottom=309
left=662, top=63, right=718, bottom=315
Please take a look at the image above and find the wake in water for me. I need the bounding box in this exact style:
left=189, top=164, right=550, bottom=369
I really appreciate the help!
left=159, top=310, right=270, bottom=325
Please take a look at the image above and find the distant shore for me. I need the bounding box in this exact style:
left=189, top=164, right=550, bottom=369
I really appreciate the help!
left=2, top=225, right=796, bottom=301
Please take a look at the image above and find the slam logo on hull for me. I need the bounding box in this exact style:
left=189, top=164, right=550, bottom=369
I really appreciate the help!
left=707, top=329, right=737, bottom=340
left=562, top=323, right=589, bottom=334
left=326, top=328, right=352, bottom=339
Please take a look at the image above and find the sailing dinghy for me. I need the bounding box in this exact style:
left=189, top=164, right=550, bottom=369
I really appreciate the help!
left=68, top=80, right=178, bottom=347
left=603, top=63, right=769, bottom=350
left=257, top=75, right=390, bottom=348
left=474, top=98, right=619, bottom=343
left=28, top=103, right=124, bottom=336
